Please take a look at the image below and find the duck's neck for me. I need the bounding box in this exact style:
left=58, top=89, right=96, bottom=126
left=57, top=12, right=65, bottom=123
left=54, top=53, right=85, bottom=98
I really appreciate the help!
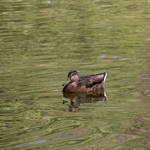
left=72, top=81, right=78, bottom=88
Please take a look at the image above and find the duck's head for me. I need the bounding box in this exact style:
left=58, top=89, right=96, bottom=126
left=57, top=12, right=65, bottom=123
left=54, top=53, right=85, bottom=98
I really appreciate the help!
left=62, top=70, right=79, bottom=86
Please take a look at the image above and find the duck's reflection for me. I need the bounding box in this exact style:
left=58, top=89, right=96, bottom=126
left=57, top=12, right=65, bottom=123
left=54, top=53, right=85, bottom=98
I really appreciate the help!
left=63, top=88, right=107, bottom=112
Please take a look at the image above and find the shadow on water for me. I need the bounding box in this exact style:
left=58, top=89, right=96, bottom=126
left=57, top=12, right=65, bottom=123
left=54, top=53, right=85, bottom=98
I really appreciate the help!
left=63, top=87, right=107, bottom=112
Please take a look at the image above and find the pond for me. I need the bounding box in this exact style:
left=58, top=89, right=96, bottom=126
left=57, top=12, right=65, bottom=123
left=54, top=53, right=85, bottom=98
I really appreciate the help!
left=0, top=0, right=150, bottom=149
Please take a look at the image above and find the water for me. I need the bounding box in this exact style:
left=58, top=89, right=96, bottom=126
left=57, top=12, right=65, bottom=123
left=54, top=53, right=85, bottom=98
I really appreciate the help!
left=0, top=0, right=150, bottom=149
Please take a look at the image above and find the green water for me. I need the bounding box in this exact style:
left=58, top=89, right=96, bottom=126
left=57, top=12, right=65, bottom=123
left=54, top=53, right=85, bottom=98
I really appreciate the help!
left=0, top=0, right=150, bottom=149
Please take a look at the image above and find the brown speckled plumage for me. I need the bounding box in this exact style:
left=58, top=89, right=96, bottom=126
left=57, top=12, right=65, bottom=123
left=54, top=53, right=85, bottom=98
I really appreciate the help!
left=62, top=71, right=107, bottom=93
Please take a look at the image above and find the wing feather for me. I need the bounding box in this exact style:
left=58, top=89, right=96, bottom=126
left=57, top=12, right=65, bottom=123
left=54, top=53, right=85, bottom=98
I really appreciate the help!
left=78, top=73, right=106, bottom=88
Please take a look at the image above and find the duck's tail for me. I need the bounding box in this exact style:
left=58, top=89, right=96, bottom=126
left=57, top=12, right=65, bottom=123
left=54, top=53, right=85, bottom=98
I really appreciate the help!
left=103, top=72, right=107, bottom=83
left=100, top=72, right=107, bottom=87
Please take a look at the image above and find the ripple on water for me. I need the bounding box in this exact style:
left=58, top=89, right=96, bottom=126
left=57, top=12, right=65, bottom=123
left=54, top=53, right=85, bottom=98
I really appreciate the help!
left=48, top=132, right=80, bottom=142
left=98, top=55, right=106, bottom=58
left=22, top=140, right=46, bottom=147
left=120, top=58, right=128, bottom=60
left=112, top=56, right=118, bottom=58
left=22, top=132, right=79, bottom=147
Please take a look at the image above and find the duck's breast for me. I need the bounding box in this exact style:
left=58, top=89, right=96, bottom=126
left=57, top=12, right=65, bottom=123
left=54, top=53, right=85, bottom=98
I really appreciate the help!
left=63, top=83, right=78, bottom=93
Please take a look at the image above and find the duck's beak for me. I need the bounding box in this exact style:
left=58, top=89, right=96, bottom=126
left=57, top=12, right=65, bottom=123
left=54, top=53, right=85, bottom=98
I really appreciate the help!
left=62, top=79, right=70, bottom=86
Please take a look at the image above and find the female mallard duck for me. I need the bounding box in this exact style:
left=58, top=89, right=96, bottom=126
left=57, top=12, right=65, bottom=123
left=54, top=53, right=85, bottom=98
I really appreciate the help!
left=62, top=70, right=107, bottom=93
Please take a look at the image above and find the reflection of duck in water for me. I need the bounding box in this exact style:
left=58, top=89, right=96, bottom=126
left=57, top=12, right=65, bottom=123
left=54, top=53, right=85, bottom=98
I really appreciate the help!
left=62, top=70, right=107, bottom=93
left=63, top=88, right=107, bottom=112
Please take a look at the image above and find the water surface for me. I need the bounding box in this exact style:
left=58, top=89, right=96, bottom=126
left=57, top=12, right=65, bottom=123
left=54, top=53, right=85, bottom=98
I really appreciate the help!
left=0, top=0, right=150, bottom=149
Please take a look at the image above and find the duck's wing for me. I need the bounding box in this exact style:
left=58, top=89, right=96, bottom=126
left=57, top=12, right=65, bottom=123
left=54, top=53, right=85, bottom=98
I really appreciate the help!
left=79, top=73, right=107, bottom=88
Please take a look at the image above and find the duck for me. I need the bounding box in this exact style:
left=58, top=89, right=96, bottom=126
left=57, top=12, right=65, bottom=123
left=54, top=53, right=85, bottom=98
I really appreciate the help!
left=62, top=70, right=107, bottom=93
